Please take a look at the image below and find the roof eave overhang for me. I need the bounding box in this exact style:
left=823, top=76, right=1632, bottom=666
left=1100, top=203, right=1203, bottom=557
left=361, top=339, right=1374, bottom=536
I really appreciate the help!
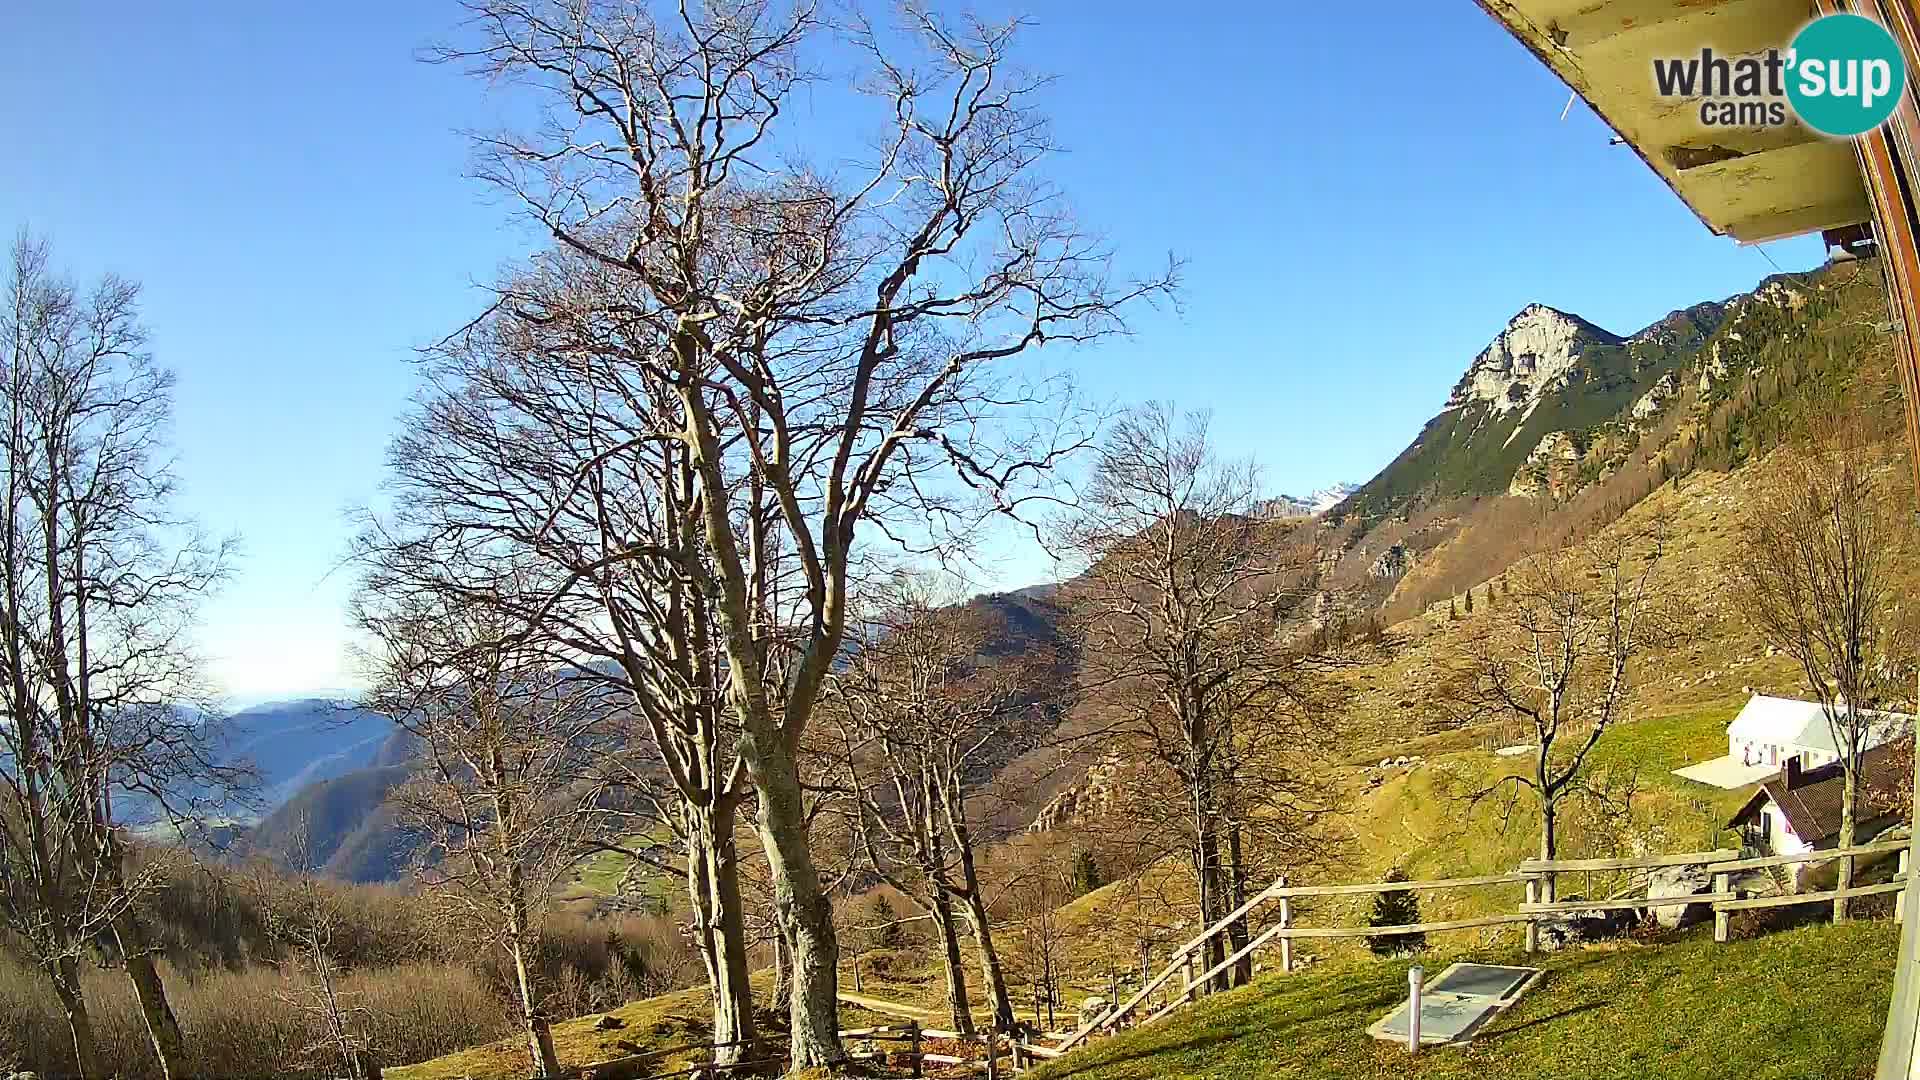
left=1475, top=0, right=1872, bottom=243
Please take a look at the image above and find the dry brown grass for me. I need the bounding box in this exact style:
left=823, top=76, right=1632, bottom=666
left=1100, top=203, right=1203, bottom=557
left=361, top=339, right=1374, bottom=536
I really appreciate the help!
left=0, top=856, right=702, bottom=1078
left=0, top=956, right=509, bottom=1079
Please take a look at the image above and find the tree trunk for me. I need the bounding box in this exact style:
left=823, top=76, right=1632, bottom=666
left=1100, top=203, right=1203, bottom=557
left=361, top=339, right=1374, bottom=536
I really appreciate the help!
left=1838, top=763, right=1859, bottom=923
left=1538, top=800, right=1558, bottom=905
left=51, top=955, right=100, bottom=1080
left=497, top=796, right=560, bottom=1080
left=769, top=921, right=793, bottom=1016
left=116, top=911, right=190, bottom=1080
left=929, top=886, right=975, bottom=1037
left=951, top=832, right=1016, bottom=1030
left=743, top=741, right=843, bottom=1070
left=687, top=799, right=756, bottom=1063
left=509, top=932, right=560, bottom=1077
left=1195, top=823, right=1230, bottom=993
left=1225, top=825, right=1252, bottom=988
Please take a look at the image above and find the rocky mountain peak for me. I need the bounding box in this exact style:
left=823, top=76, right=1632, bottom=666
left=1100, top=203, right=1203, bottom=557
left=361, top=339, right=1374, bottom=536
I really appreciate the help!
left=1256, top=482, right=1360, bottom=520
left=1446, top=304, right=1625, bottom=416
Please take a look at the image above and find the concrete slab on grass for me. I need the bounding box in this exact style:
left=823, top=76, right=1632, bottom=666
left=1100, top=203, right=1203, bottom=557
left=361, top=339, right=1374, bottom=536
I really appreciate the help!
left=1673, top=755, right=1775, bottom=790
left=1367, top=963, right=1542, bottom=1047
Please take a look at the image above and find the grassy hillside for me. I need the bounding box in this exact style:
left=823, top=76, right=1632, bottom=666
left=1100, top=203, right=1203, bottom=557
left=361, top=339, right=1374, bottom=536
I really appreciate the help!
left=244, top=763, right=412, bottom=881
left=387, top=978, right=897, bottom=1080
left=1026, top=922, right=1898, bottom=1080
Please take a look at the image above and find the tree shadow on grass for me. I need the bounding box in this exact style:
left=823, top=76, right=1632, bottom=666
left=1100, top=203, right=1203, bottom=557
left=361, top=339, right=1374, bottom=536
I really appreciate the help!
left=1473, top=1000, right=1605, bottom=1044
left=1034, top=982, right=1414, bottom=1077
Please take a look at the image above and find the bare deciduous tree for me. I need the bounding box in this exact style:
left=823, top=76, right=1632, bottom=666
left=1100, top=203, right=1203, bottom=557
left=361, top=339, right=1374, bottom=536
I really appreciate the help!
left=0, top=231, right=238, bottom=1080
left=1057, top=403, right=1342, bottom=993
left=421, top=1, right=1173, bottom=1065
left=831, top=580, right=1049, bottom=1034
left=359, top=597, right=607, bottom=1078
left=246, top=817, right=379, bottom=1080
left=1454, top=520, right=1680, bottom=894
left=360, top=318, right=767, bottom=1061
left=1006, top=854, right=1074, bottom=1032
left=1732, top=419, right=1914, bottom=920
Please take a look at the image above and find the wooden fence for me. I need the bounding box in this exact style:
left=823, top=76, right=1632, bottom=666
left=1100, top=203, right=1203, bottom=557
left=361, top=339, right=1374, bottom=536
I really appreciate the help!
left=1052, top=839, right=1912, bottom=1055
left=541, top=840, right=1911, bottom=1077
left=556, top=1021, right=1062, bottom=1079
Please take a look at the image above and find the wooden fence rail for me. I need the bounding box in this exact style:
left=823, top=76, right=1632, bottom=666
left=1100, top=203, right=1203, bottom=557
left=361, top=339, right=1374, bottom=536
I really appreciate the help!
left=1051, top=838, right=1913, bottom=1058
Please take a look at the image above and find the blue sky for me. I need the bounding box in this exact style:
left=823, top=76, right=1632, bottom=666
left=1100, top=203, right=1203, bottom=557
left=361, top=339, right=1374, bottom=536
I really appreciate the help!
left=0, top=3, right=1824, bottom=701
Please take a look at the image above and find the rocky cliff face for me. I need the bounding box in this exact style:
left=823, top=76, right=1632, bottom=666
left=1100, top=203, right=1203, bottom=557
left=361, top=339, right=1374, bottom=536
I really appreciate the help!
left=1445, top=305, right=1625, bottom=420
left=1697, top=279, right=1810, bottom=395
left=1029, top=755, right=1124, bottom=832
left=1368, top=542, right=1415, bottom=580
left=1507, top=431, right=1584, bottom=498
left=1632, top=371, right=1682, bottom=420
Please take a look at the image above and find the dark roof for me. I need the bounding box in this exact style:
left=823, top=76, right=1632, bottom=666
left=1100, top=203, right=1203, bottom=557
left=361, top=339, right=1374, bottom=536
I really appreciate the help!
left=1728, top=743, right=1905, bottom=845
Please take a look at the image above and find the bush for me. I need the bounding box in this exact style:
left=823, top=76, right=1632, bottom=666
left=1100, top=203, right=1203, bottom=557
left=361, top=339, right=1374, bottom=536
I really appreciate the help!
left=1072, top=850, right=1103, bottom=895
left=0, top=954, right=512, bottom=1079
left=0, top=862, right=701, bottom=1077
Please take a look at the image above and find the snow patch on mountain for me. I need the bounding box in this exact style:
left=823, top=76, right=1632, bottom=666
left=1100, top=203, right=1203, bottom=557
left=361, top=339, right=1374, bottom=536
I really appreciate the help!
left=1257, top=483, right=1360, bottom=519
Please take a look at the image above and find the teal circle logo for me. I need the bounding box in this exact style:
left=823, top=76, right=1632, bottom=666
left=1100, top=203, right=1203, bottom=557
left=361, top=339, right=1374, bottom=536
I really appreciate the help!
left=1787, top=14, right=1907, bottom=137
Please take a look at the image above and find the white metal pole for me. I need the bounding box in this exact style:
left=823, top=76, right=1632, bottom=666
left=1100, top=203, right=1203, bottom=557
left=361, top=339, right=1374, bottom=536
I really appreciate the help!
left=1407, top=965, right=1424, bottom=1055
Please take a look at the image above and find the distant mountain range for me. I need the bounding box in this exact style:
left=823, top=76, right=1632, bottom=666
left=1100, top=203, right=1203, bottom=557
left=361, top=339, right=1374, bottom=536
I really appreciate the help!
left=1259, top=483, right=1360, bottom=519
left=202, top=697, right=401, bottom=814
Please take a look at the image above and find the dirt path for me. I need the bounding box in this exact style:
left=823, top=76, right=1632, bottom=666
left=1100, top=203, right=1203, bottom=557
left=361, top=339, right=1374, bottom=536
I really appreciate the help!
left=837, top=991, right=940, bottom=1021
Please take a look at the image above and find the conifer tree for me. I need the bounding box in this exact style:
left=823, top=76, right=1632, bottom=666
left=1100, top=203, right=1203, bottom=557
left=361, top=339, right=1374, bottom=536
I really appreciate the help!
left=1072, top=850, right=1103, bottom=896
left=1368, top=868, right=1426, bottom=956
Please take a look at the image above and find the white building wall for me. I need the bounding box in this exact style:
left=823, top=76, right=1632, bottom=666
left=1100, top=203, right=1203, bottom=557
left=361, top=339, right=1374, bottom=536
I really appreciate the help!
left=1743, top=795, right=1813, bottom=858
left=1729, top=735, right=1787, bottom=769
left=1767, top=801, right=1812, bottom=857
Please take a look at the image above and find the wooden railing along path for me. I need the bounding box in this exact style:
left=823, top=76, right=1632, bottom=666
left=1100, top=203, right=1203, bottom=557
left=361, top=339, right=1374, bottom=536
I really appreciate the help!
left=1053, top=839, right=1911, bottom=1056
left=554, top=1020, right=1043, bottom=1080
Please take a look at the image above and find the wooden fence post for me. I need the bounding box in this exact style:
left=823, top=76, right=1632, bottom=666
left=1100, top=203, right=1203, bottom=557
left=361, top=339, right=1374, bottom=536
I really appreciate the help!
left=984, top=1029, right=1000, bottom=1080
left=910, top=1020, right=922, bottom=1078
left=1713, top=870, right=1732, bottom=943
left=1523, top=877, right=1539, bottom=953
left=1278, top=875, right=1294, bottom=974
left=1901, top=850, right=1911, bottom=927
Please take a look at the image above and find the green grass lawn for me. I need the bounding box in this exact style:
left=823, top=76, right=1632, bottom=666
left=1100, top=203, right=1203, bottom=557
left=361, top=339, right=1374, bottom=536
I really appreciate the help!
left=1026, top=921, right=1899, bottom=1080
left=554, top=826, right=678, bottom=912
